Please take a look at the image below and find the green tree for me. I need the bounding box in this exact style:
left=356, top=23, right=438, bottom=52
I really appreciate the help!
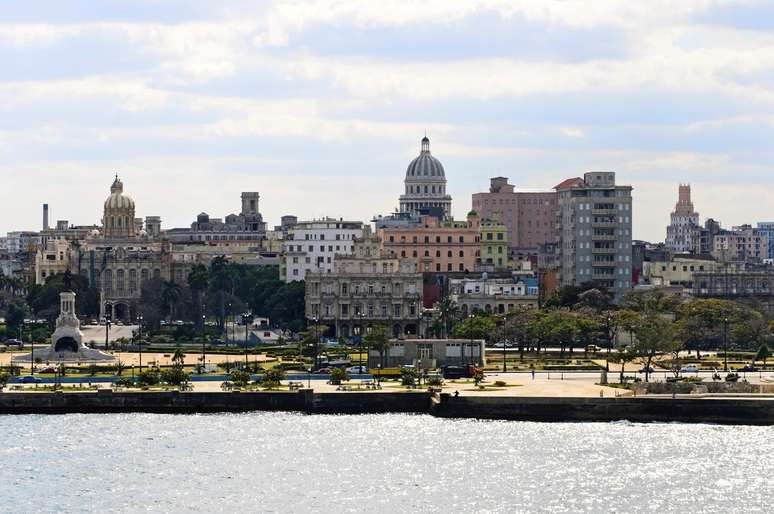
left=364, top=325, right=389, bottom=368
left=677, top=298, right=743, bottom=357
left=187, top=264, right=209, bottom=331
left=161, top=280, right=183, bottom=322
left=5, top=300, right=28, bottom=338
left=497, top=307, right=536, bottom=361
left=261, top=367, right=286, bottom=389
left=436, top=295, right=460, bottom=338
left=615, top=345, right=638, bottom=384
left=632, top=314, right=681, bottom=382
left=230, top=369, right=252, bottom=387
left=756, top=343, right=771, bottom=368
left=330, top=367, right=349, bottom=385
left=171, top=346, right=186, bottom=366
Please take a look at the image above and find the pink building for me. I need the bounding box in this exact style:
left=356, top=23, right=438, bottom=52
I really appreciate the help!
left=471, top=177, right=557, bottom=253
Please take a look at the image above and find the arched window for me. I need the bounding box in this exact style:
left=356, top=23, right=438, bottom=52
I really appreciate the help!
left=116, top=269, right=125, bottom=293
left=424, top=185, right=428, bottom=194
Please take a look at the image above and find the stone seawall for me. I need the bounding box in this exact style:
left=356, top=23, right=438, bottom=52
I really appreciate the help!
left=0, top=390, right=430, bottom=416
left=3, top=391, right=774, bottom=425
left=430, top=394, right=774, bottom=425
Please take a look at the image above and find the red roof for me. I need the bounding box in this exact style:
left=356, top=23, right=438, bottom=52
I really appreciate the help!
left=554, top=177, right=584, bottom=190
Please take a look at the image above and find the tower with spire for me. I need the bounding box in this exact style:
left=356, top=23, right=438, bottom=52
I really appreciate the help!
left=666, top=183, right=701, bottom=253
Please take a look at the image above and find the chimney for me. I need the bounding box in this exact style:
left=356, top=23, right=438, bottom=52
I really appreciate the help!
left=43, top=203, right=49, bottom=231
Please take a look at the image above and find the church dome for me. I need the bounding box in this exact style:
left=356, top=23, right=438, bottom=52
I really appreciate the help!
left=104, top=175, right=135, bottom=210
left=405, top=137, right=445, bottom=180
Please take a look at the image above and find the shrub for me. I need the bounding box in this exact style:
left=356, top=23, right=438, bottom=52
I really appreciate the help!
left=137, top=369, right=160, bottom=387
left=261, top=367, right=286, bottom=389
left=427, top=375, right=444, bottom=387
left=230, top=370, right=252, bottom=387
left=473, top=369, right=485, bottom=386
left=161, top=367, right=190, bottom=386
left=329, top=367, right=349, bottom=385
left=0, top=372, right=10, bottom=387
left=494, top=380, right=507, bottom=387
left=400, top=367, right=419, bottom=386
left=114, top=376, right=134, bottom=388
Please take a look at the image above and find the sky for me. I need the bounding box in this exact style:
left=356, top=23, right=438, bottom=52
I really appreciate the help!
left=2, top=0, right=774, bottom=242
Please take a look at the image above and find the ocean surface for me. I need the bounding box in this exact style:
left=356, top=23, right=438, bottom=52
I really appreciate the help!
left=1, top=413, right=771, bottom=513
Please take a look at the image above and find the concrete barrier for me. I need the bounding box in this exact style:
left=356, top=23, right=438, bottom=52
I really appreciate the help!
left=3, top=390, right=774, bottom=425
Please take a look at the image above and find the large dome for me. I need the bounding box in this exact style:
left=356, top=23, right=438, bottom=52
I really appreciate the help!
left=405, top=136, right=445, bottom=180
left=104, top=176, right=135, bottom=210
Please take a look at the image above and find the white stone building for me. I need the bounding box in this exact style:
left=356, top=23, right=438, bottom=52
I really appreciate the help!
left=280, top=218, right=364, bottom=282
left=398, top=136, right=452, bottom=219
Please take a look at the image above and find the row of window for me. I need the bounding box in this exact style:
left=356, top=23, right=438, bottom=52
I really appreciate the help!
left=387, top=234, right=476, bottom=243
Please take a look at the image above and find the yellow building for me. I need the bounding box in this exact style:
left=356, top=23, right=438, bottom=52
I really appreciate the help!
left=478, top=214, right=508, bottom=270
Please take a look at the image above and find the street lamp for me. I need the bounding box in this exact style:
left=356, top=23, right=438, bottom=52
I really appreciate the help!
left=105, top=319, right=111, bottom=349
left=201, top=314, right=207, bottom=374
left=377, top=363, right=381, bottom=386
left=23, top=320, right=33, bottom=376
left=723, top=317, right=729, bottom=372
left=359, top=311, right=367, bottom=371
left=307, top=366, right=312, bottom=389
left=312, top=316, right=319, bottom=371
left=137, top=314, right=144, bottom=373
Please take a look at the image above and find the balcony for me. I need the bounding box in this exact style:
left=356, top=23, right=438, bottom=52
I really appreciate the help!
left=591, top=260, right=617, bottom=267
left=591, top=234, right=616, bottom=241
left=591, top=247, right=616, bottom=254
left=592, top=220, right=617, bottom=228
left=592, top=208, right=616, bottom=215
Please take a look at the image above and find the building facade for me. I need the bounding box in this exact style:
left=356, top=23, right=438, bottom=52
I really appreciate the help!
left=368, top=339, right=486, bottom=369
left=712, top=225, right=768, bottom=263
left=665, top=184, right=701, bottom=254
left=478, top=217, right=509, bottom=270
left=377, top=212, right=481, bottom=274
left=304, top=228, right=423, bottom=338
left=471, top=177, right=558, bottom=254
left=756, top=222, right=774, bottom=260
left=398, top=137, right=452, bottom=219
left=281, top=218, right=364, bottom=282
left=449, top=274, right=539, bottom=316
left=556, top=172, right=633, bottom=300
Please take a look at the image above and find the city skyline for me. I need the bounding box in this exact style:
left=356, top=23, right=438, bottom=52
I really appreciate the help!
left=3, top=1, right=774, bottom=240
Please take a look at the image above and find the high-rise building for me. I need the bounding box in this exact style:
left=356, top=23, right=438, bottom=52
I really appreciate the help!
left=471, top=177, right=557, bottom=254
left=665, top=184, right=701, bottom=253
left=556, top=172, right=633, bottom=300
left=712, top=225, right=768, bottom=262
left=398, top=137, right=452, bottom=219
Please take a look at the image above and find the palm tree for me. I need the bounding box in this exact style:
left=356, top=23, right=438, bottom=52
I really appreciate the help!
left=161, top=280, right=182, bottom=322
left=437, top=295, right=459, bottom=338
left=187, top=264, right=209, bottom=330
left=364, top=325, right=389, bottom=368
left=172, top=346, right=186, bottom=366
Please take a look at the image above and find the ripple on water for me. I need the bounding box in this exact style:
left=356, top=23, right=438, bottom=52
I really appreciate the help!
left=0, top=413, right=772, bottom=513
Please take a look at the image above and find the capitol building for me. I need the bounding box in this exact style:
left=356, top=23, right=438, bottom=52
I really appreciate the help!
left=398, top=136, right=452, bottom=219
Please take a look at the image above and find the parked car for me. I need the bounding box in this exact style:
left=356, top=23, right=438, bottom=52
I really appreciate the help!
left=680, top=364, right=699, bottom=373
left=585, top=344, right=601, bottom=353
left=441, top=365, right=477, bottom=379
left=346, top=365, right=368, bottom=375
left=20, top=376, right=42, bottom=384
left=4, top=339, right=24, bottom=348
left=492, top=341, right=513, bottom=349
left=314, top=367, right=332, bottom=374
left=738, top=364, right=759, bottom=372
left=38, top=367, right=57, bottom=374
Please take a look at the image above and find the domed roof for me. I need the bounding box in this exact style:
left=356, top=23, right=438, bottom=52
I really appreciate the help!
left=406, top=136, right=445, bottom=180
left=104, top=175, right=135, bottom=211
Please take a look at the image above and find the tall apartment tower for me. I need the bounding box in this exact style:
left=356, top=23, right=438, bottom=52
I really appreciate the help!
left=665, top=184, right=700, bottom=253
left=43, top=203, right=49, bottom=231
left=556, top=172, right=633, bottom=300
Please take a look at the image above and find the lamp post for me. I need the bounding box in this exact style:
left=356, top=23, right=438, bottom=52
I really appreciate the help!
left=312, top=316, right=319, bottom=371
left=201, top=314, right=207, bottom=374
left=244, top=314, right=249, bottom=370
left=23, top=321, right=33, bottom=376
left=137, top=314, right=143, bottom=373
left=377, top=363, right=381, bottom=386
left=723, top=317, right=729, bottom=372
left=105, top=319, right=111, bottom=349
left=307, top=366, right=312, bottom=389
left=359, top=312, right=366, bottom=371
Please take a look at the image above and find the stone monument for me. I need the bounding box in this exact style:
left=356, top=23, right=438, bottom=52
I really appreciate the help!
left=13, top=291, right=115, bottom=364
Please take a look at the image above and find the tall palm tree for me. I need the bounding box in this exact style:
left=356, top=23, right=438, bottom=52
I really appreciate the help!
left=437, top=296, right=459, bottom=338
left=161, top=280, right=182, bottom=322
left=172, top=346, right=186, bottom=366
left=187, top=264, right=209, bottom=329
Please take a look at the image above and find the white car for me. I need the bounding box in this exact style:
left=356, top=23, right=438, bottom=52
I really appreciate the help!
left=346, top=365, right=368, bottom=375
left=680, top=364, right=699, bottom=373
